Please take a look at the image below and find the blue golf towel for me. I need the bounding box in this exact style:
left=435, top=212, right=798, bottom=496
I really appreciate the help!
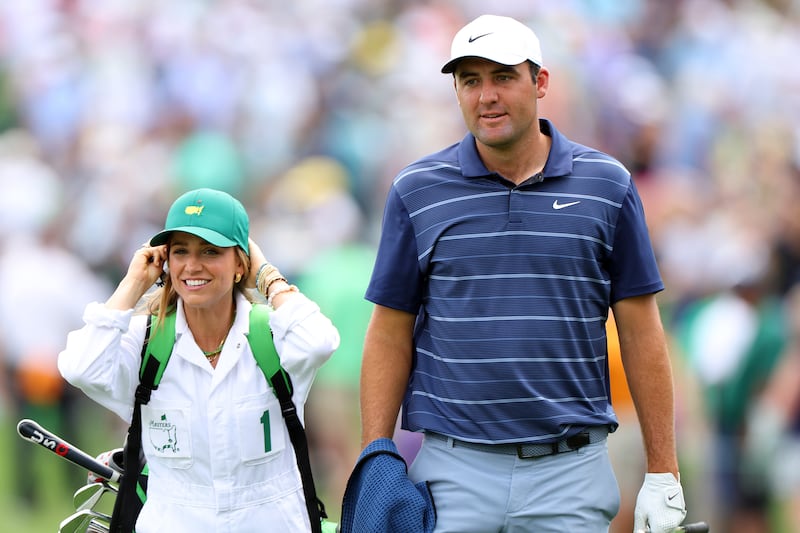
left=340, top=437, right=436, bottom=533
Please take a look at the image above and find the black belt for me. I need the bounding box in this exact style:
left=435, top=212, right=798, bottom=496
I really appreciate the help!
left=426, top=426, right=609, bottom=459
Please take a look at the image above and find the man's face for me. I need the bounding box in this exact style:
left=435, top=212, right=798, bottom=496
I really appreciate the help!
left=453, top=58, right=548, bottom=151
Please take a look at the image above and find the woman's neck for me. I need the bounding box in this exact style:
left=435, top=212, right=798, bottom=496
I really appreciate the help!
left=184, top=300, right=237, bottom=348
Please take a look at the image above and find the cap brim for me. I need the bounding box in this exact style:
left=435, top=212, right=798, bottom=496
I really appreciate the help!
left=149, top=226, right=238, bottom=248
left=441, top=58, right=462, bottom=73
left=441, top=54, right=536, bottom=74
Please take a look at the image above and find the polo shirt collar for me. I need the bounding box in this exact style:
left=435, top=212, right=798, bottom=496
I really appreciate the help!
left=457, top=118, right=574, bottom=180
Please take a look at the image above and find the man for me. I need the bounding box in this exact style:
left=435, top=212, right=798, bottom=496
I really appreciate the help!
left=359, top=14, right=687, bottom=532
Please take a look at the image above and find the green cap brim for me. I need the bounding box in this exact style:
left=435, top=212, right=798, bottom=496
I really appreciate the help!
left=150, top=227, right=239, bottom=249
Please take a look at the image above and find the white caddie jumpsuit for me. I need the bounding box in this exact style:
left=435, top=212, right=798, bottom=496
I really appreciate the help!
left=58, top=291, right=340, bottom=533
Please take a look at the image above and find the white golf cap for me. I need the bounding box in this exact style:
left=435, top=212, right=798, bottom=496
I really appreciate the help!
left=441, top=15, right=543, bottom=74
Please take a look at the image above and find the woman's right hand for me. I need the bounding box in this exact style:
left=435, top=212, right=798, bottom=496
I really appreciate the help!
left=129, top=244, right=168, bottom=287
left=105, top=244, right=168, bottom=310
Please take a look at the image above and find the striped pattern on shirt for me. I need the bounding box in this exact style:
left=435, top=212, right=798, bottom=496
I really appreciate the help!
left=366, top=120, right=663, bottom=443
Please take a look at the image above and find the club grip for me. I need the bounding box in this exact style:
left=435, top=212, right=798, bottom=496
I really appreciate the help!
left=16, top=418, right=122, bottom=483
left=679, top=522, right=709, bottom=532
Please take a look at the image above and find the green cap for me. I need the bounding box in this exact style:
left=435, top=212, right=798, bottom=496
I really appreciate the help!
left=150, top=188, right=249, bottom=255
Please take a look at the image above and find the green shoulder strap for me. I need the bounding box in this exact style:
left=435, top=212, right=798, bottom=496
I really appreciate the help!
left=138, top=304, right=322, bottom=531
left=140, top=312, right=178, bottom=388
left=139, top=305, right=289, bottom=398
left=248, top=304, right=325, bottom=530
left=247, top=304, right=292, bottom=397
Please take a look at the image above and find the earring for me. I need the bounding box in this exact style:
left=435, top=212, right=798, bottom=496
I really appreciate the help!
left=234, top=273, right=242, bottom=283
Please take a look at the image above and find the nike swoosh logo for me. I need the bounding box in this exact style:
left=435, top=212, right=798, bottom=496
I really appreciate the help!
left=552, top=200, right=581, bottom=210
left=667, top=491, right=681, bottom=501
left=468, top=33, right=492, bottom=43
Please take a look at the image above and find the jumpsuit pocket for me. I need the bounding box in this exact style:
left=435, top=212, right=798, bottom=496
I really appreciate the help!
left=235, top=392, right=286, bottom=465
left=141, top=405, right=193, bottom=469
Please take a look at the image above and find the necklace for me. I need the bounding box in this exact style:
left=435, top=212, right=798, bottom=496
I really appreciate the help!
left=202, top=340, right=225, bottom=359
left=201, top=310, right=236, bottom=361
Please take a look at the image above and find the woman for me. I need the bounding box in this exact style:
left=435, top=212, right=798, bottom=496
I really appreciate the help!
left=58, top=188, right=340, bottom=532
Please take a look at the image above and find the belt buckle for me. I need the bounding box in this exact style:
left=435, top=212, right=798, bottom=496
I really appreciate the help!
left=515, top=431, right=592, bottom=459
left=565, top=431, right=590, bottom=450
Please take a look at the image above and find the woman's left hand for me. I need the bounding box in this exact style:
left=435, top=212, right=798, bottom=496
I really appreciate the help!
left=245, top=238, right=268, bottom=289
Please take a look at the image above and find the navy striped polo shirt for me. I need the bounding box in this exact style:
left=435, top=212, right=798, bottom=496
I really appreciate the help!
left=365, top=119, right=663, bottom=444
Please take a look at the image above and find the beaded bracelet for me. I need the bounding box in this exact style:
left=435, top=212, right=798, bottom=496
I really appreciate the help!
left=265, top=275, right=288, bottom=294
left=267, top=284, right=299, bottom=308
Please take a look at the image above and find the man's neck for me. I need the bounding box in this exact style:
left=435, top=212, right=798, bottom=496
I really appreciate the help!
left=478, top=131, right=552, bottom=185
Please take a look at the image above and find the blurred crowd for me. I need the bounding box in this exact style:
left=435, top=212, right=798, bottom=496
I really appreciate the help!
left=1, top=0, right=799, bottom=531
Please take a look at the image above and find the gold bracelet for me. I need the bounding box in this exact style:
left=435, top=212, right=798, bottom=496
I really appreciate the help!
left=255, top=263, right=272, bottom=291
left=256, top=264, right=277, bottom=291
left=256, top=262, right=284, bottom=296
left=267, top=284, right=298, bottom=308
left=255, top=263, right=271, bottom=283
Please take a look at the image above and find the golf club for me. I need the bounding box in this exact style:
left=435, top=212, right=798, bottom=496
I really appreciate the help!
left=59, top=509, right=110, bottom=533
left=17, top=419, right=122, bottom=483
left=87, top=519, right=110, bottom=533
left=73, top=482, right=116, bottom=512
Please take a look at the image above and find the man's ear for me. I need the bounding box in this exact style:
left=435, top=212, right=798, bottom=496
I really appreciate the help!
left=536, top=67, right=550, bottom=98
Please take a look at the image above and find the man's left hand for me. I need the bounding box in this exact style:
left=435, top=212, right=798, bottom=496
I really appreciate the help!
left=633, top=473, right=686, bottom=533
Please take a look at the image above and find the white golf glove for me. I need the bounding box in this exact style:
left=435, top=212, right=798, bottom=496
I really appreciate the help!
left=633, top=473, right=686, bottom=533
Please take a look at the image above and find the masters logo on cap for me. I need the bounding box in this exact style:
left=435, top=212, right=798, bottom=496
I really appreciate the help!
left=150, top=188, right=250, bottom=255
left=441, top=14, right=543, bottom=74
